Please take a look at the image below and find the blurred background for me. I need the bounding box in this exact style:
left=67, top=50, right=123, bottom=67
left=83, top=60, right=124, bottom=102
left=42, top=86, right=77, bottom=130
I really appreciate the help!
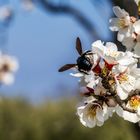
left=0, top=0, right=139, bottom=139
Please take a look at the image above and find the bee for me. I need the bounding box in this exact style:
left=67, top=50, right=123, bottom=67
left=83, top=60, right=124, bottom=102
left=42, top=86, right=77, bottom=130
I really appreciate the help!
left=58, top=37, right=93, bottom=74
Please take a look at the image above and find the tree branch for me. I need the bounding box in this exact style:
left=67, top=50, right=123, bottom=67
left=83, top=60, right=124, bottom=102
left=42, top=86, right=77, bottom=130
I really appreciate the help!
left=115, top=95, right=136, bottom=113
left=36, top=0, right=100, bottom=39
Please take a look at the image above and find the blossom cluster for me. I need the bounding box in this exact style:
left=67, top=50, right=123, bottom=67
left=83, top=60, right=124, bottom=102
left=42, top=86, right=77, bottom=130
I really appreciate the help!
left=59, top=2, right=140, bottom=128
left=109, top=6, right=140, bottom=55
left=0, top=5, right=19, bottom=86
left=0, top=53, right=18, bottom=85
left=74, top=40, right=140, bottom=127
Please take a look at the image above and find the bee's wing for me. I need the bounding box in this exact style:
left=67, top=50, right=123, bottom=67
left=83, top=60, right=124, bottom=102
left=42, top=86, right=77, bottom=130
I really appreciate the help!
left=58, top=64, right=76, bottom=72
left=76, top=37, right=83, bottom=55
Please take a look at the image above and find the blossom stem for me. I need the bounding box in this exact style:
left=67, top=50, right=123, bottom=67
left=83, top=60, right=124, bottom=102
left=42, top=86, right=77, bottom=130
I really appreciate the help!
left=125, top=90, right=140, bottom=102
left=115, top=95, right=136, bottom=113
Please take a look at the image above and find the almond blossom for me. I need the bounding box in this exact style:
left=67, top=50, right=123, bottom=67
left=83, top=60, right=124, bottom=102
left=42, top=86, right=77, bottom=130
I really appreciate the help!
left=59, top=6, right=140, bottom=126
left=109, top=6, right=136, bottom=42
left=92, top=40, right=137, bottom=69
left=0, top=54, right=19, bottom=85
left=77, top=96, right=110, bottom=128
left=122, top=20, right=140, bottom=55
left=73, top=40, right=140, bottom=101
left=115, top=71, right=137, bottom=100
left=116, top=95, right=140, bottom=123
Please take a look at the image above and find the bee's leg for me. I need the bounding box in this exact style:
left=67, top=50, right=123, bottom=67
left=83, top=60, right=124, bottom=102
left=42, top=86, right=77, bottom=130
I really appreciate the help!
left=87, top=52, right=93, bottom=55
left=78, top=69, right=89, bottom=75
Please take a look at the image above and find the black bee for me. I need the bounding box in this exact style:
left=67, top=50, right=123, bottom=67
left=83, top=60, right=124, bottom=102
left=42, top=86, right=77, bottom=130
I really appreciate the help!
left=58, top=37, right=93, bottom=74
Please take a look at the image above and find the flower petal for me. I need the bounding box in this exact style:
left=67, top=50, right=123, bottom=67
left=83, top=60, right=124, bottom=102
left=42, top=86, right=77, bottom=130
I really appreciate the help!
left=122, top=37, right=135, bottom=51
left=105, top=42, right=118, bottom=52
left=96, top=120, right=104, bottom=126
left=113, top=6, right=129, bottom=18
left=109, top=18, right=120, bottom=31
left=134, top=42, right=140, bottom=56
left=92, top=40, right=105, bottom=57
left=123, top=111, right=140, bottom=123
left=115, top=105, right=123, bottom=117
left=117, top=27, right=131, bottom=42
left=133, top=20, right=140, bottom=34
left=0, top=73, right=14, bottom=85
left=96, top=108, right=104, bottom=122
left=116, top=83, right=128, bottom=100
left=134, top=79, right=140, bottom=90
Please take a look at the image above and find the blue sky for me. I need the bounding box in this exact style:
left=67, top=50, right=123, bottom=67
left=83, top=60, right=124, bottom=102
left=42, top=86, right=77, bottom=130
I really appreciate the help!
left=0, top=0, right=113, bottom=102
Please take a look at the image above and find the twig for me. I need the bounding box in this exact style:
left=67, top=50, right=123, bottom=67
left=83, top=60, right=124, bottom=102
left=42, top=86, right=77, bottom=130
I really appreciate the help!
left=115, top=95, right=136, bottom=113
left=36, top=0, right=100, bottom=39
left=125, top=90, right=140, bottom=102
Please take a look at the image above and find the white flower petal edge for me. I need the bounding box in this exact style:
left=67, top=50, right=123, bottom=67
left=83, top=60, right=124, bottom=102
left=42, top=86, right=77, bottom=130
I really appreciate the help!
left=116, top=105, right=140, bottom=123
left=116, top=95, right=140, bottom=123
left=0, top=54, right=19, bottom=85
left=77, top=97, right=112, bottom=128
left=0, top=73, right=14, bottom=85
left=109, top=18, right=120, bottom=31
left=135, top=0, right=140, bottom=5
left=109, top=6, right=132, bottom=43
left=113, top=6, right=129, bottom=18
left=120, top=20, right=140, bottom=56
left=134, top=42, right=140, bottom=56
left=114, top=64, right=138, bottom=100
left=92, top=40, right=137, bottom=66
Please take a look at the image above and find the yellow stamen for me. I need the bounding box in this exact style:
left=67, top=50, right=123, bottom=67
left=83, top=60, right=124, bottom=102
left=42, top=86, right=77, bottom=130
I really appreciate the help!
left=118, top=19, right=126, bottom=28
left=106, top=50, right=119, bottom=58
left=87, top=106, right=97, bottom=118
left=109, top=79, right=115, bottom=85
left=129, top=96, right=140, bottom=109
left=102, top=66, right=108, bottom=77
left=117, top=74, right=128, bottom=84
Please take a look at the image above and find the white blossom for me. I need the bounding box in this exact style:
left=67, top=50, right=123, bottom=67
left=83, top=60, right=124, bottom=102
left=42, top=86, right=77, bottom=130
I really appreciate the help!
left=115, top=73, right=136, bottom=100
left=0, top=5, right=13, bottom=22
left=114, top=62, right=140, bottom=100
left=0, top=54, right=19, bottom=85
left=92, top=40, right=139, bottom=100
left=92, top=40, right=137, bottom=67
left=122, top=20, right=140, bottom=56
left=109, top=6, right=135, bottom=42
left=116, top=95, right=140, bottom=123
left=77, top=96, right=110, bottom=128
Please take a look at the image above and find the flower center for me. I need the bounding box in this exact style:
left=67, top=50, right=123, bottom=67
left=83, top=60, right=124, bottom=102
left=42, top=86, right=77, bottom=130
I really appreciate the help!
left=0, top=63, right=10, bottom=72
left=129, top=96, right=140, bottom=109
left=118, top=19, right=126, bottom=28
left=117, top=74, right=128, bottom=84
left=87, top=105, right=97, bottom=118
left=101, top=66, right=108, bottom=77
left=106, top=50, right=119, bottom=58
